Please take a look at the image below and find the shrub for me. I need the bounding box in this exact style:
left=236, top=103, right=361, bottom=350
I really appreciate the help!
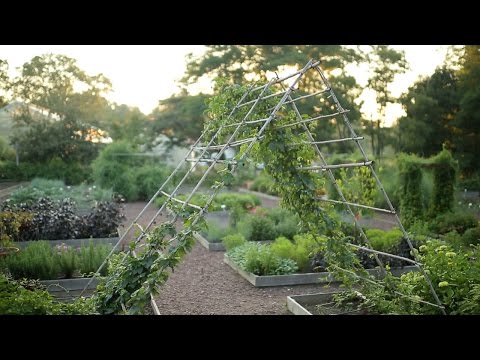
left=266, top=208, right=301, bottom=239
left=462, top=226, right=480, bottom=247
left=76, top=201, right=125, bottom=238
left=135, top=165, right=172, bottom=200
left=0, top=160, right=90, bottom=184
left=429, top=149, right=457, bottom=216
left=398, top=153, right=424, bottom=228
left=222, top=233, right=246, bottom=251
left=237, top=214, right=276, bottom=242
left=92, top=141, right=140, bottom=201
left=250, top=172, right=278, bottom=195
left=429, top=212, right=477, bottom=235
left=374, top=162, right=400, bottom=209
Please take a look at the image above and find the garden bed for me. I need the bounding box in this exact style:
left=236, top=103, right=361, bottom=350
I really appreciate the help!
left=195, top=232, right=273, bottom=252
left=40, top=277, right=99, bottom=301
left=224, top=253, right=418, bottom=287
left=194, top=232, right=226, bottom=251
left=286, top=291, right=368, bottom=315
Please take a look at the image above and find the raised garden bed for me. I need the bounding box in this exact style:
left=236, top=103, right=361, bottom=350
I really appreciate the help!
left=224, top=253, right=418, bottom=287
left=195, top=232, right=273, bottom=252
left=194, top=232, right=226, bottom=251
left=287, top=291, right=367, bottom=315
left=40, top=277, right=99, bottom=301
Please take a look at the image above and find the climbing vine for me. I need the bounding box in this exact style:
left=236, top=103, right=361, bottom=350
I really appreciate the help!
left=207, top=81, right=363, bottom=282
left=93, top=208, right=204, bottom=314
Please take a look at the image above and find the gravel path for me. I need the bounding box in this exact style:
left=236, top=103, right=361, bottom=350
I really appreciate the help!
left=153, top=241, right=337, bottom=315
left=121, top=200, right=338, bottom=315
left=121, top=195, right=402, bottom=315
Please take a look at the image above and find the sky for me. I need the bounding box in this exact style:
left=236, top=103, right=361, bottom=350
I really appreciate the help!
left=1, top=45, right=450, bottom=126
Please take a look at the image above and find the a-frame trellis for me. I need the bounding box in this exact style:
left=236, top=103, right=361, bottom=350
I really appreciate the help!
left=84, top=59, right=445, bottom=314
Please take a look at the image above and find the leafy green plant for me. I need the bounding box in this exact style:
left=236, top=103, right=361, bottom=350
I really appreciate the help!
left=461, top=226, right=480, bottom=247
left=222, top=233, right=246, bottom=251
left=429, top=212, right=477, bottom=235
left=0, top=273, right=94, bottom=315
left=8, top=178, right=114, bottom=211
left=0, top=211, right=32, bottom=248
left=237, top=214, right=276, bottom=242
left=77, top=241, right=112, bottom=275
left=227, top=242, right=298, bottom=276
left=270, top=234, right=323, bottom=273
left=93, top=220, right=199, bottom=314
left=353, top=239, right=480, bottom=314
left=365, top=228, right=403, bottom=253
left=0, top=241, right=59, bottom=280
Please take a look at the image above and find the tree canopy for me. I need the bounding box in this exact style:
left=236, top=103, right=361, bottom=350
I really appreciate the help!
left=149, top=93, right=209, bottom=146
left=396, top=45, right=480, bottom=179
left=9, top=54, right=112, bottom=164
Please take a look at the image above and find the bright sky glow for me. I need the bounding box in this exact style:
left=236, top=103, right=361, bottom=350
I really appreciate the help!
left=1, top=45, right=450, bottom=125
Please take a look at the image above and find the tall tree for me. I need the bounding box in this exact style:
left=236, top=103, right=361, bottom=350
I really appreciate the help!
left=149, top=93, right=209, bottom=146
left=397, top=67, right=459, bottom=156
left=101, top=103, right=149, bottom=144
left=182, top=46, right=365, bottom=152
left=9, top=54, right=112, bottom=163
left=453, top=45, right=480, bottom=176
left=367, top=46, right=408, bottom=158
left=0, top=59, right=9, bottom=108
left=182, top=45, right=363, bottom=89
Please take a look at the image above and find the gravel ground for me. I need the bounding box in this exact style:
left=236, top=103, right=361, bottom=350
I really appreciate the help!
left=121, top=200, right=338, bottom=315
left=153, top=241, right=338, bottom=315
left=120, top=193, right=400, bottom=315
